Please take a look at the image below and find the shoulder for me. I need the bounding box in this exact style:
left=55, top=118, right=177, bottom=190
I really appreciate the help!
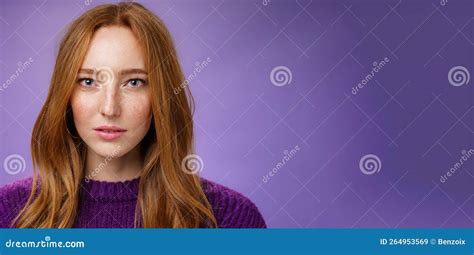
left=0, top=177, right=34, bottom=228
left=201, top=178, right=266, bottom=228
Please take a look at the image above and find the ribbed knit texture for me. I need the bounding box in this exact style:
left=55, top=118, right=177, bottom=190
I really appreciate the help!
left=0, top=177, right=266, bottom=228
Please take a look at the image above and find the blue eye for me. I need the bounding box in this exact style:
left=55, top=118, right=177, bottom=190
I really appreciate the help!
left=127, top=79, right=146, bottom=88
left=78, top=78, right=94, bottom=87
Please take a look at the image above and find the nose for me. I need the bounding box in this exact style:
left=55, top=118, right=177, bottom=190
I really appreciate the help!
left=99, top=84, right=121, bottom=118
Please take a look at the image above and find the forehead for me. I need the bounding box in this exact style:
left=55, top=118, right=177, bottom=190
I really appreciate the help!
left=81, top=26, right=145, bottom=70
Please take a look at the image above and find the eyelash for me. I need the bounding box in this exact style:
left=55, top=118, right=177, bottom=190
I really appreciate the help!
left=77, top=78, right=147, bottom=88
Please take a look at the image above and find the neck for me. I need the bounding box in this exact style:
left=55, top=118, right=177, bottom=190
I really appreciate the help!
left=85, top=145, right=143, bottom=182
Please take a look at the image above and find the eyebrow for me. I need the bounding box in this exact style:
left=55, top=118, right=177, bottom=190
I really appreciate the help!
left=78, top=68, right=148, bottom=75
left=119, top=69, right=148, bottom=75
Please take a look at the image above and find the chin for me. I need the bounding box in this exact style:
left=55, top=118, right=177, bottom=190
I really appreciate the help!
left=88, top=142, right=129, bottom=159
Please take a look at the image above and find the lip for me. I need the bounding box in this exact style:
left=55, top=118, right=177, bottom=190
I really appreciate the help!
left=93, top=125, right=127, bottom=141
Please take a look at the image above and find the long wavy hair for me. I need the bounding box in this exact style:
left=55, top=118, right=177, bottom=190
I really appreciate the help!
left=13, top=2, right=217, bottom=228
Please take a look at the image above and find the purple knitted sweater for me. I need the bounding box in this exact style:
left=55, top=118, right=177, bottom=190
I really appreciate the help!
left=0, top=177, right=266, bottom=228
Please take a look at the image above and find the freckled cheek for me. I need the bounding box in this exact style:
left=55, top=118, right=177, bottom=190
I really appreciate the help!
left=70, top=93, right=97, bottom=128
left=125, top=96, right=152, bottom=130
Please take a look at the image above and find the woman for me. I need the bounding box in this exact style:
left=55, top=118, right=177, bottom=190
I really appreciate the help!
left=0, top=2, right=266, bottom=228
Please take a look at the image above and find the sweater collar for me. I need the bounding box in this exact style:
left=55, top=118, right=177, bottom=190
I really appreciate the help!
left=80, top=177, right=140, bottom=202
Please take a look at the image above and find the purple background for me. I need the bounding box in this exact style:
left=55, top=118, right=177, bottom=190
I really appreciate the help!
left=0, top=0, right=473, bottom=228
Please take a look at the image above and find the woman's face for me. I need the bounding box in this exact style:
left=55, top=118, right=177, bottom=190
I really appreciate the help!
left=70, top=26, right=152, bottom=158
